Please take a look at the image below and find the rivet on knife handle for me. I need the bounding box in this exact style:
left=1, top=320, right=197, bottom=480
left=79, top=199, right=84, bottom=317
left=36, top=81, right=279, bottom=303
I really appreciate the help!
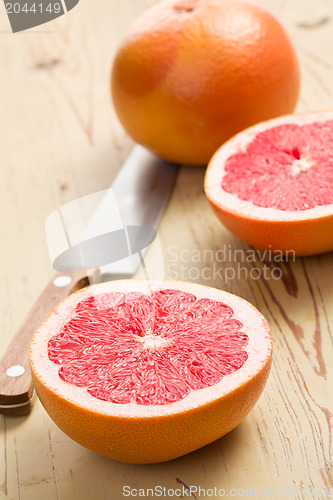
left=0, top=270, right=97, bottom=416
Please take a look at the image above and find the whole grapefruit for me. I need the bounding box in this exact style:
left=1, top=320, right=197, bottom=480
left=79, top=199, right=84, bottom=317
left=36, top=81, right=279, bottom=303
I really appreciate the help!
left=30, top=280, right=272, bottom=463
left=111, top=0, right=300, bottom=165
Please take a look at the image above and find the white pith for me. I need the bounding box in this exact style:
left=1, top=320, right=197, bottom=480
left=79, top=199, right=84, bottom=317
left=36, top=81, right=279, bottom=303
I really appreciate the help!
left=30, top=280, right=272, bottom=418
left=289, top=156, right=316, bottom=177
left=204, top=111, right=333, bottom=222
left=134, top=332, right=174, bottom=351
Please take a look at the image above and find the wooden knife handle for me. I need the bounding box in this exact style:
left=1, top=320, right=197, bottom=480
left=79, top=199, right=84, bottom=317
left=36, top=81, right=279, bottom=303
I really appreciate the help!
left=0, top=270, right=97, bottom=416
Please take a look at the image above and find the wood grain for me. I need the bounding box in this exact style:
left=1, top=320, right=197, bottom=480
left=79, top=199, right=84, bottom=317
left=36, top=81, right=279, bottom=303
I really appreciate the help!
left=1, top=0, right=333, bottom=498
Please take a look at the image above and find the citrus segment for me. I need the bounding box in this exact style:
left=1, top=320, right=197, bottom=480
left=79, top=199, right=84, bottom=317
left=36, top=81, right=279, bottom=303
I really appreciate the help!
left=204, top=112, right=333, bottom=255
left=30, top=280, right=272, bottom=463
left=111, top=0, right=300, bottom=165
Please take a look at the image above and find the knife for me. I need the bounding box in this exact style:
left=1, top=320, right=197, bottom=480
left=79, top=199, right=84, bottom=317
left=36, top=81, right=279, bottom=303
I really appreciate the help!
left=0, top=146, right=178, bottom=416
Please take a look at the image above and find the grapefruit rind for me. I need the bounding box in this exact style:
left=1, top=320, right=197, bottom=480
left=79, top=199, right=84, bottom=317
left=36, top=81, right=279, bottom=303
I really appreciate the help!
left=29, top=279, right=272, bottom=463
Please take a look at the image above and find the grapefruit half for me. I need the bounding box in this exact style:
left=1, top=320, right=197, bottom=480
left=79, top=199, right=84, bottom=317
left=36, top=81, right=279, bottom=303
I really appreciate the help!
left=30, top=280, right=272, bottom=464
left=205, top=111, right=333, bottom=256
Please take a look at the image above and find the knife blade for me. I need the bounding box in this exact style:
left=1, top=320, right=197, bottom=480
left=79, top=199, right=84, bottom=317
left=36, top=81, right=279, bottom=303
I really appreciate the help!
left=0, top=146, right=178, bottom=415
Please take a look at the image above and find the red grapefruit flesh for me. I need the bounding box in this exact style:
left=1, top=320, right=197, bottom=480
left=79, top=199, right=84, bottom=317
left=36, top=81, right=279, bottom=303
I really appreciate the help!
left=30, top=280, right=272, bottom=464
left=204, top=112, right=333, bottom=255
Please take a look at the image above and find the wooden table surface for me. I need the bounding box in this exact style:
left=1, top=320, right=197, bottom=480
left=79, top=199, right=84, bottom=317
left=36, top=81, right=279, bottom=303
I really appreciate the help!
left=1, top=0, right=333, bottom=498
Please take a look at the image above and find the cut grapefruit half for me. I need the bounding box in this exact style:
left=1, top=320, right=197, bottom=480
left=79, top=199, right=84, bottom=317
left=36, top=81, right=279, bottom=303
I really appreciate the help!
left=204, top=111, right=333, bottom=256
left=29, top=280, right=272, bottom=464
